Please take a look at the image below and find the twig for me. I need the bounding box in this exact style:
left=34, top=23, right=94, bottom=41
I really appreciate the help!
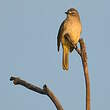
left=75, top=45, right=81, bottom=56
left=79, top=38, right=90, bottom=110
left=10, top=76, right=63, bottom=110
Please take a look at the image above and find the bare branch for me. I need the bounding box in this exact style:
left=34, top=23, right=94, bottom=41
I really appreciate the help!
left=10, top=76, right=63, bottom=110
left=10, top=38, right=90, bottom=110
left=79, top=38, right=90, bottom=110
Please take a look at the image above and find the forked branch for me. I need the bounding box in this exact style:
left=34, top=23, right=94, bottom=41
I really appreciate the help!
left=10, top=38, right=90, bottom=110
left=10, top=76, right=63, bottom=110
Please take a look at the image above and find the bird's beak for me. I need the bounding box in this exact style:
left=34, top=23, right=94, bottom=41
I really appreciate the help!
left=65, top=11, right=68, bottom=14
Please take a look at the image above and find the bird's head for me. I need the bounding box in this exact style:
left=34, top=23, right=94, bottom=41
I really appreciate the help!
left=65, top=8, right=79, bottom=17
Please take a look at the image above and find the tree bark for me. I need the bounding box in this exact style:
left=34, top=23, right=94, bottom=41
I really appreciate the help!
left=79, top=38, right=90, bottom=110
left=10, top=76, right=63, bottom=110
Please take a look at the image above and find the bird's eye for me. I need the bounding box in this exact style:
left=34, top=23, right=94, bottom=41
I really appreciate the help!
left=72, top=13, right=74, bottom=16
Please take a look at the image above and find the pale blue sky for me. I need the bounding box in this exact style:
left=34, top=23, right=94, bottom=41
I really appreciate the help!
left=0, top=0, right=110, bottom=110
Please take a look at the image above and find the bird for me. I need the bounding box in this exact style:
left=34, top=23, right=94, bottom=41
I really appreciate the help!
left=57, top=8, right=82, bottom=71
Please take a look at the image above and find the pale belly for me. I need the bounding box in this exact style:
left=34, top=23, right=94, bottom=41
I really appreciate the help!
left=63, top=20, right=82, bottom=44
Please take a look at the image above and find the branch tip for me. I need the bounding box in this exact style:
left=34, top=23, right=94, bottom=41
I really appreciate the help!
left=10, top=76, right=15, bottom=81
left=43, top=84, right=47, bottom=88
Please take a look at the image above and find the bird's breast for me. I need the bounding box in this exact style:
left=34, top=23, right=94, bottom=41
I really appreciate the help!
left=63, top=19, right=82, bottom=44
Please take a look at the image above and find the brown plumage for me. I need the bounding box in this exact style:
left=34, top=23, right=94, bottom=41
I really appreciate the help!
left=57, top=8, right=82, bottom=71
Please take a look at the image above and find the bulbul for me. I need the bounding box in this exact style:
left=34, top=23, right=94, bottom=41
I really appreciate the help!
left=57, top=8, right=82, bottom=70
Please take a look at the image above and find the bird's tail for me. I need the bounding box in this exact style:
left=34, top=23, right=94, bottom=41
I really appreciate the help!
left=62, top=46, right=69, bottom=71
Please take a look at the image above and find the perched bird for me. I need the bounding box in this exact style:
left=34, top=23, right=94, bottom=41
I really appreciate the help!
left=57, top=8, right=82, bottom=70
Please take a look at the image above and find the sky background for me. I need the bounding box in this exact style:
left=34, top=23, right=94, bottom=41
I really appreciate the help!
left=0, top=0, right=110, bottom=110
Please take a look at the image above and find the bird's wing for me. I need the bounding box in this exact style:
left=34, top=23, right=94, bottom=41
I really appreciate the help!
left=57, top=20, right=65, bottom=52
left=64, top=33, right=75, bottom=52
